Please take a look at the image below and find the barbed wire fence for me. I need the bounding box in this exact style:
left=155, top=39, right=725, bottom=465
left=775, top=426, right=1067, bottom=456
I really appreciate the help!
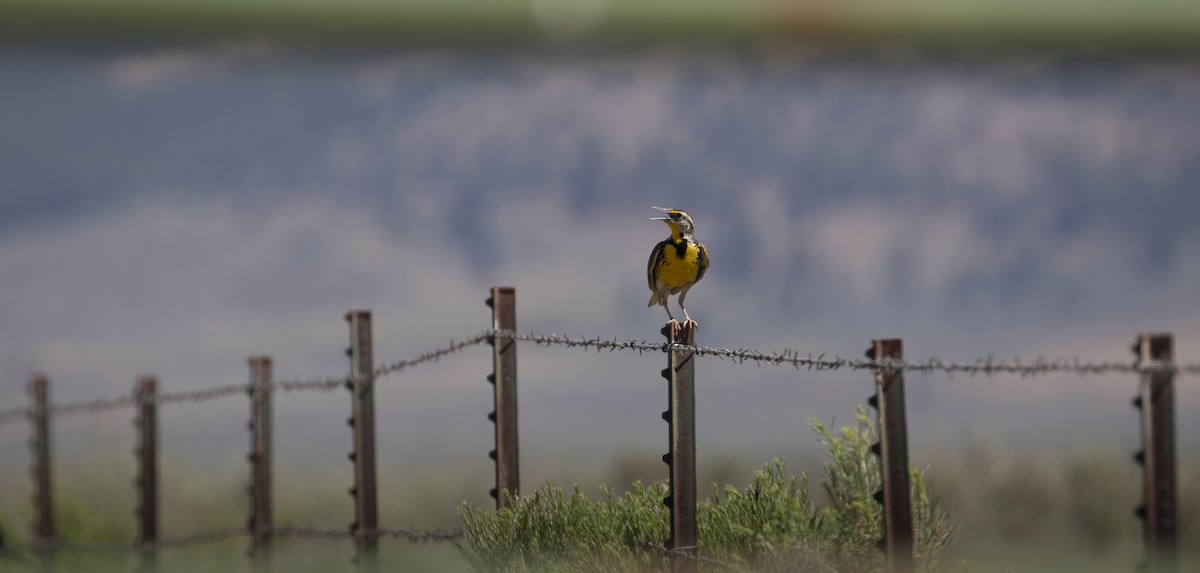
left=1, top=287, right=1193, bottom=571
left=3, top=331, right=1194, bottom=426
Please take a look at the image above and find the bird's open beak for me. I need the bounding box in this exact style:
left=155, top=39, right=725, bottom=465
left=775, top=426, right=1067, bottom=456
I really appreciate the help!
left=650, top=206, right=670, bottom=221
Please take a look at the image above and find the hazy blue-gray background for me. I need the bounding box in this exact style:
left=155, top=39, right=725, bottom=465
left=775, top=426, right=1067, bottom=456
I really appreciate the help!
left=2, top=42, right=1198, bottom=487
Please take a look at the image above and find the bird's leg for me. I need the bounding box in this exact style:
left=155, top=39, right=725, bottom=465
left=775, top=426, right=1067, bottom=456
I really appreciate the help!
left=660, top=302, right=681, bottom=339
left=679, top=293, right=697, bottom=330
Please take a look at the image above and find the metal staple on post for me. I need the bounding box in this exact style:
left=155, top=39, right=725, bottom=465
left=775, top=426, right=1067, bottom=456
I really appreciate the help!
left=134, top=376, right=158, bottom=568
left=1132, top=333, right=1177, bottom=573
left=346, top=311, right=378, bottom=567
left=661, top=321, right=698, bottom=573
left=486, top=287, right=520, bottom=509
left=248, top=356, right=273, bottom=560
left=868, top=339, right=914, bottom=573
left=28, top=375, right=55, bottom=557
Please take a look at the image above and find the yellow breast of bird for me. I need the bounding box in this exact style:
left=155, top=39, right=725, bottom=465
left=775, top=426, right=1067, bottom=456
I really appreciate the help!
left=658, top=241, right=702, bottom=288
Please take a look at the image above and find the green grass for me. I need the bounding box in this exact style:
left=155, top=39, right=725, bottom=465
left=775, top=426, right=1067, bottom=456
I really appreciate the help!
left=457, top=407, right=953, bottom=572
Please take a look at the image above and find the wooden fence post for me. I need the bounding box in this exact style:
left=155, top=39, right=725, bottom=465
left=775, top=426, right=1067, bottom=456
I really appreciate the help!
left=248, top=356, right=273, bottom=562
left=346, top=311, right=378, bottom=568
left=134, top=376, right=158, bottom=569
left=487, top=287, right=519, bottom=509
left=868, top=339, right=913, bottom=573
left=28, top=374, right=54, bottom=562
left=1133, top=333, right=1177, bottom=573
left=662, top=321, right=698, bottom=572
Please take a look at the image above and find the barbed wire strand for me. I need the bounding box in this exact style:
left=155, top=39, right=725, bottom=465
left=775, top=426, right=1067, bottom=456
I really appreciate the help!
left=493, top=330, right=1200, bottom=377
left=644, top=541, right=732, bottom=568
left=0, top=525, right=463, bottom=554
left=2, top=529, right=256, bottom=554
left=3, top=329, right=1197, bottom=427
left=0, top=333, right=494, bottom=425
left=269, top=525, right=464, bottom=543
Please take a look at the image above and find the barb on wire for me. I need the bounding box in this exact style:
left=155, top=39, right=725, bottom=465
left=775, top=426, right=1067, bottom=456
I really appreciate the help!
left=643, top=541, right=732, bottom=568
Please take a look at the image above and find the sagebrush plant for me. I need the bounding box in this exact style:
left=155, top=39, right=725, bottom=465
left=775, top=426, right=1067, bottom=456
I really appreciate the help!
left=457, top=406, right=954, bottom=572
left=811, top=407, right=954, bottom=572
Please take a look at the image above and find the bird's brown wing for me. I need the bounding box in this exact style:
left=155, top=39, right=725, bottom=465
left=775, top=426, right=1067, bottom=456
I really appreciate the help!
left=647, top=240, right=668, bottom=291
left=694, top=241, right=709, bottom=284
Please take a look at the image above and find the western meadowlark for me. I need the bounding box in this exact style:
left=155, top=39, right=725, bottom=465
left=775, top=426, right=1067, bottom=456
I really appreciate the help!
left=647, top=206, right=709, bottom=326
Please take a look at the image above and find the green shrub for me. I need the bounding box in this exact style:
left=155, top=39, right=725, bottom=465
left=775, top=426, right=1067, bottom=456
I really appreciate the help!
left=810, top=407, right=953, bottom=572
left=457, top=406, right=954, bottom=572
